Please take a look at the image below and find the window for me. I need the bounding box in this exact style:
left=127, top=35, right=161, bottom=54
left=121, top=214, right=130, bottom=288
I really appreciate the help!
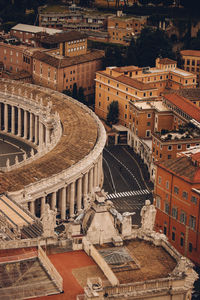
left=146, top=130, right=151, bottom=137
left=189, top=216, right=196, bottom=230
left=180, top=211, right=187, bottom=224
left=177, top=144, right=182, bottom=150
left=158, top=176, right=162, bottom=184
left=147, top=113, right=151, bottom=118
left=107, top=97, right=109, bottom=101
left=147, top=122, right=150, bottom=126
left=186, top=144, right=190, bottom=149
left=191, top=195, right=197, bottom=204
left=172, top=207, right=178, bottom=219
left=189, top=242, right=193, bottom=253
left=166, top=181, right=169, bottom=190
left=168, top=155, right=171, bottom=159
left=163, top=226, right=167, bottom=235
left=164, top=202, right=169, bottom=214
left=182, top=191, right=188, bottom=200
left=180, top=234, right=184, bottom=247
left=172, top=231, right=175, bottom=241
left=174, top=186, right=179, bottom=194
left=156, top=196, right=160, bottom=209
left=168, top=145, right=172, bottom=151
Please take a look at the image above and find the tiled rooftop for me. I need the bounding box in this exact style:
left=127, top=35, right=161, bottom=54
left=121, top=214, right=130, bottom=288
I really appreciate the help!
left=33, top=49, right=104, bottom=68
left=164, top=93, right=200, bottom=123
left=157, top=156, right=200, bottom=182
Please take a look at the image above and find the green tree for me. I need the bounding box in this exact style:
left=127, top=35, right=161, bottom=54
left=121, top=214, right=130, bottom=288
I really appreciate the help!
left=72, top=83, right=78, bottom=99
left=63, top=89, right=72, bottom=97
left=107, top=101, right=119, bottom=125
left=136, top=27, right=174, bottom=67
left=126, top=37, right=138, bottom=66
left=77, top=87, right=85, bottom=104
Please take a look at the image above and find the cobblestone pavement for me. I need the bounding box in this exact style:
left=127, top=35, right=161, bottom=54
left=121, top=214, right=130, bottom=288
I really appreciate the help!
left=103, top=145, right=154, bottom=225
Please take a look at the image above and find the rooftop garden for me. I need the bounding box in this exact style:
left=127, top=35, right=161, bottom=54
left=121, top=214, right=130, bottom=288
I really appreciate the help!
left=156, top=122, right=200, bottom=141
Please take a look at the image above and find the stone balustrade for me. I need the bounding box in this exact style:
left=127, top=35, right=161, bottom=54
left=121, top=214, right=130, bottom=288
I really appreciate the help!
left=0, top=79, right=106, bottom=221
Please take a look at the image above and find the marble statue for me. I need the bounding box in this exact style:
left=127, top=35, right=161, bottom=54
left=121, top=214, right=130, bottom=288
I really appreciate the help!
left=140, top=199, right=156, bottom=232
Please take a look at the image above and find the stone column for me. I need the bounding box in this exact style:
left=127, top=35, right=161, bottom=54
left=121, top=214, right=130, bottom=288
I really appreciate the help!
left=35, top=115, right=38, bottom=145
left=77, top=177, right=82, bottom=213
left=30, top=201, right=35, bottom=215
left=40, top=196, right=45, bottom=216
left=97, top=157, right=101, bottom=187
left=61, top=186, right=66, bottom=220
left=69, top=182, right=75, bottom=219
left=24, top=110, right=28, bottom=139
left=4, top=103, right=8, bottom=132
left=46, top=126, right=51, bottom=145
left=51, top=191, right=57, bottom=210
left=89, top=168, right=93, bottom=193
left=11, top=105, right=15, bottom=134
left=94, top=163, right=98, bottom=188
left=29, top=112, right=33, bottom=142
left=83, top=172, right=88, bottom=208
left=39, top=121, right=44, bottom=145
left=18, top=108, right=22, bottom=136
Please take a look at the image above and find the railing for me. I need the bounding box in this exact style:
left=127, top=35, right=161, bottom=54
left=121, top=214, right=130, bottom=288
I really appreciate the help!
left=38, top=246, right=63, bottom=292
left=104, top=277, right=172, bottom=296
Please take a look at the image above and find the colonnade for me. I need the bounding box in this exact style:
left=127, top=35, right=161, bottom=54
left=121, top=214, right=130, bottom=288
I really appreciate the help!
left=0, top=102, right=51, bottom=146
left=28, top=157, right=103, bottom=220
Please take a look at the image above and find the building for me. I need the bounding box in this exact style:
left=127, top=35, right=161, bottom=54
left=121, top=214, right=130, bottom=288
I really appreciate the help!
left=0, top=78, right=106, bottom=220
left=181, top=50, right=200, bottom=85
left=107, top=14, right=147, bottom=45
left=0, top=28, right=104, bottom=99
left=95, top=58, right=197, bottom=128
left=10, top=23, right=62, bottom=46
left=154, top=149, right=200, bottom=265
left=38, top=5, right=111, bottom=32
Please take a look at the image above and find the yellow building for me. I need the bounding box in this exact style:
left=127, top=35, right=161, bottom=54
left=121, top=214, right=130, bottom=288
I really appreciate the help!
left=181, top=50, right=200, bottom=85
left=95, top=58, right=197, bottom=127
left=107, top=14, right=147, bottom=45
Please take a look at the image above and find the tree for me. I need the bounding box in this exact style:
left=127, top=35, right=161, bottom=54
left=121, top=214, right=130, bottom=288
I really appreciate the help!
left=77, top=87, right=85, bottom=104
left=135, top=27, right=174, bottom=67
left=107, top=101, right=119, bottom=125
left=126, top=37, right=138, bottom=66
left=72, top=83, right=78, bottom=99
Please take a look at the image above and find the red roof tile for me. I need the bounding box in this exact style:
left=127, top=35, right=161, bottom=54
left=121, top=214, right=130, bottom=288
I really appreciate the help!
left=159, top=58, right=176, bottom=65
left=164, top=93, right=200, bottom=122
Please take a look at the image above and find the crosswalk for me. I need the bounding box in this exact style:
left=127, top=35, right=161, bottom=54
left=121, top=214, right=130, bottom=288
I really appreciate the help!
left=107, top=189, right=151, bottom=200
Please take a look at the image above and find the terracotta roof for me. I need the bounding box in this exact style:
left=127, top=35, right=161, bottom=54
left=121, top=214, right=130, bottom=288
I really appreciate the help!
left=159, top=58, right=176, bottom=65
left=117, top=75, right=157, bottom=91
left=164, top=93, right=200, bottom=122
left=113, top=66, right=141, bottom=73
left=165, top=88, right=200, bottom=101
left=181, top=50, right=200, bottom=57
left=33, top=50, right=104, bottom=68
left=157, top=156, right=200, bottom=183
left=37, top=31, right=87, bottom=44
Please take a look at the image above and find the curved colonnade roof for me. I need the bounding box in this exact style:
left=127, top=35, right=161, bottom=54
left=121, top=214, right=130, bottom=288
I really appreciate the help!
left=0, top=80, right=98, bottom=193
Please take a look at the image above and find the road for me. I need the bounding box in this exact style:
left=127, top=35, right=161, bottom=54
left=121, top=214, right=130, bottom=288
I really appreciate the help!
left=103, top=145, right=153, bottom=225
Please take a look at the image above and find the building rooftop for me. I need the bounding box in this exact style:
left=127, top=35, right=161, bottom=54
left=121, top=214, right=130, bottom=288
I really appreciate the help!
left=0, top=80, right=99, bottom=193
left=35, top=31, right=87, bottom=44
left=11, top=23, right=62, bottom=35
left=181, top=50, right=200, bottom=57
left=33, top=49, right=104, bottom=68
left=156, top=156, right=200, bottom=182
left=164, top=93, right=200, bottom=123
left=171, top=68, right=194, bottom=77
left=96, top=239, right=176, bottom=284
left=159, top=58, right=176, bottom=65
left=133, top=100, right=169, bottom=112
left=165, top=88, right=200, bottom=102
